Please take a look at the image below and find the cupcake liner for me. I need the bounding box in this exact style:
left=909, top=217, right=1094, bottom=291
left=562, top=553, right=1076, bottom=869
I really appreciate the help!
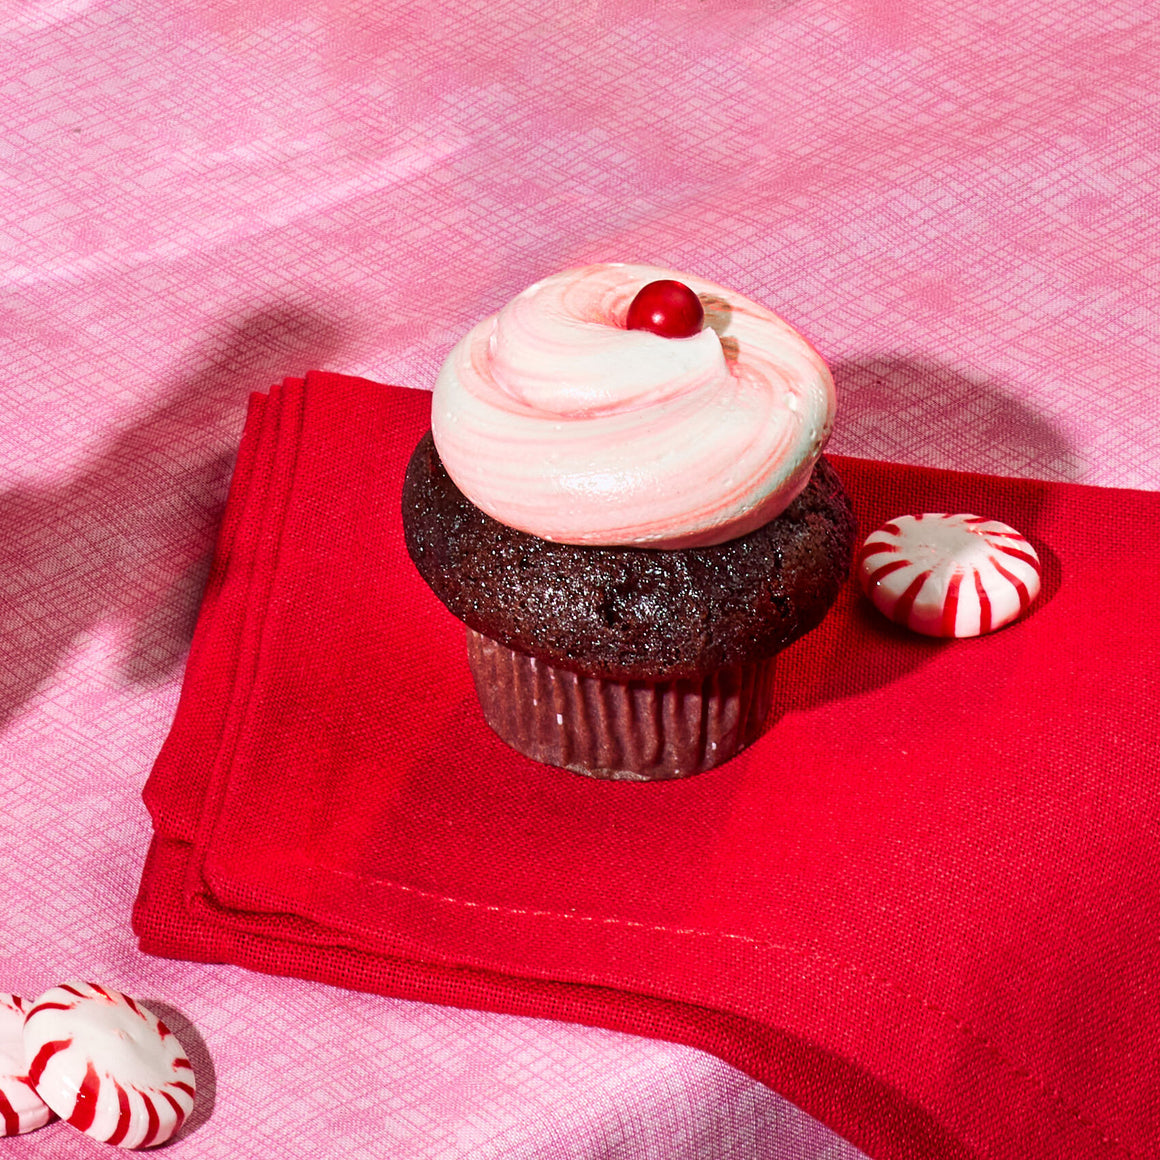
left=465, top=629, right=778, bottom=781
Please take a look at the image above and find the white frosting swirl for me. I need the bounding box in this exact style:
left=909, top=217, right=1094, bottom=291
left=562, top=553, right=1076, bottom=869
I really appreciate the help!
left=431, top=263, right=836, bottom=548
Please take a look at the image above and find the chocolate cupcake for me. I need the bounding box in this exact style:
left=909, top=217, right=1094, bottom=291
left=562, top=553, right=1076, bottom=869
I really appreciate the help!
left=403, top=263, right=856, bottom=780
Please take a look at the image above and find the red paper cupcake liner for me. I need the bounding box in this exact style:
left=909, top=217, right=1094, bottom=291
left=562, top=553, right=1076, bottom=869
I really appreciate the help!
left=465, top=629, right=778, bottom=780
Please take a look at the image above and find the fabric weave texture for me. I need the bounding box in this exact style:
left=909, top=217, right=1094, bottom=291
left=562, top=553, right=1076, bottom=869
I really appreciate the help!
left=135, top=374, right=1159, bottom=1160
left=4, top=0, right=1160, bottom=1156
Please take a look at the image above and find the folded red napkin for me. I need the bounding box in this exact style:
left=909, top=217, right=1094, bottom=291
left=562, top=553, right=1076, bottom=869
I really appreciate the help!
left=134, top=372, right=1159, bottom=1160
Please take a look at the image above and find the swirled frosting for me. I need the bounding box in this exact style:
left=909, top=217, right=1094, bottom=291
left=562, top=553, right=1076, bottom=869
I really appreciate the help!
left=430, top=263, right=836, bottom=548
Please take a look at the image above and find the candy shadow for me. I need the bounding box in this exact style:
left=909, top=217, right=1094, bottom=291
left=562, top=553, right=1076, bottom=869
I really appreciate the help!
left=766, top=355, right=1079, bottom=714
left=139, top=999, right=216, bottom=1141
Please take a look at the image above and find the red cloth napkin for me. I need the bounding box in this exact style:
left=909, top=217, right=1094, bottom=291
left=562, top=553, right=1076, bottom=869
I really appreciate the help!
left=134, top=372, right=1159, bottom=1160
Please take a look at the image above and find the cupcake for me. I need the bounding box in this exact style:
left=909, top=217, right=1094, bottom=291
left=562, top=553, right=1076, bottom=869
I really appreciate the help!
left=402, top=262, right=855, bottom=780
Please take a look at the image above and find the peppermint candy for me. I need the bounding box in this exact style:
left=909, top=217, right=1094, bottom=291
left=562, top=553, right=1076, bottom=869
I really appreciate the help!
left=0, top=995, right=53, bottom=1136
left=22, top=982, right=196, bottom=1149
left=858, top=513, right=1041, bottom=638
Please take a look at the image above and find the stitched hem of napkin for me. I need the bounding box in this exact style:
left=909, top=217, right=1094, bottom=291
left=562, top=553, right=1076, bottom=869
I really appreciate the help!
left=185, top=852, right=1132, bottom=1160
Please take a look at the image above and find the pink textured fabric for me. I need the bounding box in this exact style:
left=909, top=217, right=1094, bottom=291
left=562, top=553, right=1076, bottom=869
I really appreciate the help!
left=1, top=2, right=1156, bottom=1158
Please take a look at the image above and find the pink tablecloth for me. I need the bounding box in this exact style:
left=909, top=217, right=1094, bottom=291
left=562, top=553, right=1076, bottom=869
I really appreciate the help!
left=1, top=2, right=1156, bottom=1158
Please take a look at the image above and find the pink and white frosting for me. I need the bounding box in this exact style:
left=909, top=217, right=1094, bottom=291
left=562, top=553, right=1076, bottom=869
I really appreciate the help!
left=430, top=263, right=836, bottom=548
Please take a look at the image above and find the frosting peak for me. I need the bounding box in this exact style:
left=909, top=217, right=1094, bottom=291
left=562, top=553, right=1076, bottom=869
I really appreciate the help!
left=431, top=263, right=836, bottom=548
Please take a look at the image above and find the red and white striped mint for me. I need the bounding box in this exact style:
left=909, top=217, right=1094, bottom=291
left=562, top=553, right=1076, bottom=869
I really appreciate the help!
left=858, top=513, right=1041, bottom=638
left=1, top=994, right=54, bottom=1136
left=23, top=982, right=196, bottom=1149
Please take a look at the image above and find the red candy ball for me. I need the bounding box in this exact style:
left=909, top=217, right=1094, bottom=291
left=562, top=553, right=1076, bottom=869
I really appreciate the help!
left=625, top=279, right=704, bottom=338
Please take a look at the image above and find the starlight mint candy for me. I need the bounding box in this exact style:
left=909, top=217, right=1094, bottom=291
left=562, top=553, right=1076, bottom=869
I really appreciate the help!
left=858, top=513, right=1041, bottom=637
left=406, top=263, right=856, bottom=779
left=0, top=994, right=53, bottom=1136
left=23, top=982, right=196, bottom=1149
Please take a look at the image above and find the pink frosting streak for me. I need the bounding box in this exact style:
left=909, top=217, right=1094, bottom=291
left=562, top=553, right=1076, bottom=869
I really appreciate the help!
left=431, top=263, right=836, bottom=547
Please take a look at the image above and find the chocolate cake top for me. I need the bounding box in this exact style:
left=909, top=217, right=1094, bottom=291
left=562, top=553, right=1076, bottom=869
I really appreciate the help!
left=402, top=431, right=856, bottom=680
